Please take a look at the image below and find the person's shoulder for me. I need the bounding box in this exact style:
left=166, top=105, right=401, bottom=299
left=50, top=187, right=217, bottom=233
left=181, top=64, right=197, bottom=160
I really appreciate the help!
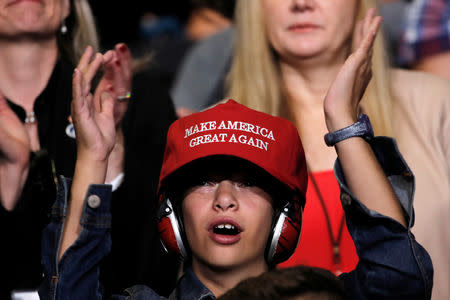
left=390, top=68, right=450, bottom=106
left=194, top=27, right=234, bottom=54
left=389, top=69, right=450, bottom=135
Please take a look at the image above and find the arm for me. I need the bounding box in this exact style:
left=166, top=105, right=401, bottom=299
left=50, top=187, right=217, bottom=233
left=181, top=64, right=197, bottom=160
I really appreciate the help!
left=171, top=28, right=233, bottom=117
left=40, top=47, right=118, bottom=300
left=337, top=138, right=433, bottom=300
left=59, top=48, right=116, bottom=259
left=327, top=9, right=433, bottom=299
left=324, top=9, right=405, bottom=226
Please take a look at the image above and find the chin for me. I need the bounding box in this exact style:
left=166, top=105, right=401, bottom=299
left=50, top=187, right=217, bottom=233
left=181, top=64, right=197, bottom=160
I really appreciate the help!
left=280, top=40, right=326, bottom=60
left=206, top=247, right=266, bottom=272
left=15, top=22, right=57, bottom=37
left=206, top=258, right=255, bottom=273
left=12, top=8, right=55, bottom=29
left=208, top=247, right=244, bottom=266
left=194, top=246, right=246, bottom=268
left=206, top=260, right=238, bottom=272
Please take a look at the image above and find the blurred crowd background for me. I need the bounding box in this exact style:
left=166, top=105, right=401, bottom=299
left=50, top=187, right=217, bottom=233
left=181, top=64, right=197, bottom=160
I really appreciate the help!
left=2, top=0, right=449, bottom=299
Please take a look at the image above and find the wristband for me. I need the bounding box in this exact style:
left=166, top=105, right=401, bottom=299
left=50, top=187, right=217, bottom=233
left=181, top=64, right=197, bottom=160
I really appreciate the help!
left=324, top=114, right=374, bottom=147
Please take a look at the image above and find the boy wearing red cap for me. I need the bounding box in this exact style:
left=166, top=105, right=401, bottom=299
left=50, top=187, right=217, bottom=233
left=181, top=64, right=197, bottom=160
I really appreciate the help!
left=40, top=13, right=432, bottom=300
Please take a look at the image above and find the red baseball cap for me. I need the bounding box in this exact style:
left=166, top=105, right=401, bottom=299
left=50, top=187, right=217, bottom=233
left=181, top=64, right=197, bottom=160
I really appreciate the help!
left=158, top=99, right=307, bottom=203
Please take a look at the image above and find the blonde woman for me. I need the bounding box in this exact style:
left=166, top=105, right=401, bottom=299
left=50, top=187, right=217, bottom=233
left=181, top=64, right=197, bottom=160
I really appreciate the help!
left=229, top=0, right=449, bottom=299
left=0, top=0, right=177, bottom=297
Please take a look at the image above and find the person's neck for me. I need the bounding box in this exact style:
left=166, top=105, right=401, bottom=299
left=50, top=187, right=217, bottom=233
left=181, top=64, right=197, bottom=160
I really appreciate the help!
left=279, top=51, right=348, bottom=172
left=192, top=258, right=268, bottom=298
left=280, top=52, right=347, bottom=111
left=0, top=37, right=59, bottom=112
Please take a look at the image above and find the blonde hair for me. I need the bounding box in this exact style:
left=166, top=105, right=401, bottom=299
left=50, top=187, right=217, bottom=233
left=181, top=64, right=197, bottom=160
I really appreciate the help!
left=60, top=0, right=100, bottom=64
left=228, top=0, right=393, bottom=136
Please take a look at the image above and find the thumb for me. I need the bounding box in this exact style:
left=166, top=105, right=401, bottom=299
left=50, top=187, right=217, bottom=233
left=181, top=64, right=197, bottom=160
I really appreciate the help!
left=100, top=91, right=115, bottom=118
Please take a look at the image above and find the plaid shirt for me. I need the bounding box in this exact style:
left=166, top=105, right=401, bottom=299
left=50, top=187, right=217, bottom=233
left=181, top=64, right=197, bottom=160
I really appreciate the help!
left=397, top=0, right=450, bottom=66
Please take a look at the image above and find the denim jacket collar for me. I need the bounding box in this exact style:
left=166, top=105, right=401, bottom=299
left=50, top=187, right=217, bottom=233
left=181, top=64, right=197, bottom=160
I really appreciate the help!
left=170, top=268, right=215, bottom=300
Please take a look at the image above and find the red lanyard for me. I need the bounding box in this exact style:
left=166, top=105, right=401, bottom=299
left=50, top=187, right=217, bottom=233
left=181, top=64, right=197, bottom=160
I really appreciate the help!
left=309, top=172, right=346, bottom=275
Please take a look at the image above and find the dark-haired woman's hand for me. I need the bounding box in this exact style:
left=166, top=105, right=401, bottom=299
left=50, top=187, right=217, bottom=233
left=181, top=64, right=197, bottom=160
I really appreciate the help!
left=92, top=43, right=133, bottom=183
left=323, top=8, right=381, bottom=132
left=94, top=43, right=133, bottom=130
left=0, top=93, right=30, bottom=210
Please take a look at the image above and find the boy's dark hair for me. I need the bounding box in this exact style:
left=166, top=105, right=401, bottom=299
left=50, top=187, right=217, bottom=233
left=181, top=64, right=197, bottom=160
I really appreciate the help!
left=217, top=266, right=347, bottom=300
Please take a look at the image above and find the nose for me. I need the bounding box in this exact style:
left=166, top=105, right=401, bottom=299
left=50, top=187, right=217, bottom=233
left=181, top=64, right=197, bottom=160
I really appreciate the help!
left=213, top=181, right=239, bottom=212
left=291, top=0, right=315, bottom=11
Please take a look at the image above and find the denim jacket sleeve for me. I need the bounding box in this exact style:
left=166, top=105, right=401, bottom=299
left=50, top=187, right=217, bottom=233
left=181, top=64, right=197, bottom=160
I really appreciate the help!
left=337, top=137, right=433, bottom=300
left=39, top=176, right=114, bottom=300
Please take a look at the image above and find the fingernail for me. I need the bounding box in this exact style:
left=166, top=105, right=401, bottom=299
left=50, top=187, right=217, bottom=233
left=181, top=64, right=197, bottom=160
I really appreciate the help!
left=118, top=44, right=127, bottom=52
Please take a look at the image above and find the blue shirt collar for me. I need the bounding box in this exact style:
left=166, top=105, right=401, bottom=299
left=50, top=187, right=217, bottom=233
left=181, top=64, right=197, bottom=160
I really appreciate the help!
left=172, top=268, right=216, bottom=300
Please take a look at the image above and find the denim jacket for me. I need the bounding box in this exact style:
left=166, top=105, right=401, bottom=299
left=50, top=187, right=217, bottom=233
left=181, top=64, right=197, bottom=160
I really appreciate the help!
left=39, top=137, right=433, bottom=300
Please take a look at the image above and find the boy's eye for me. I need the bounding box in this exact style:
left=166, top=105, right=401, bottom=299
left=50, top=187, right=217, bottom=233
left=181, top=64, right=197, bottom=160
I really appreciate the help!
left=198, top=179, right=219, bottom=187
left=201, top=180, right=214, bottom=186
left=236, top=179, right=256, bottom=187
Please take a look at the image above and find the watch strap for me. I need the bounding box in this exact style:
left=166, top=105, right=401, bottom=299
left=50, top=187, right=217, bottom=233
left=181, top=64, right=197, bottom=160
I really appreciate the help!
left=324, top=114, right=374, bottom=147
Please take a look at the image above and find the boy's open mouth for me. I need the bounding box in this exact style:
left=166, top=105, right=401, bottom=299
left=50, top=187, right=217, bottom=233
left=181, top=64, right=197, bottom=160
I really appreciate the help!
left=213, top=224, right=240, bottom=235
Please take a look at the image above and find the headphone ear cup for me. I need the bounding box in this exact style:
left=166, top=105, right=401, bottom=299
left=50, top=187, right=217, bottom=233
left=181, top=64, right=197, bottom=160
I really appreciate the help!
left=157, top=199, right=188, bottom=258
left=266, top=204, right=303, bottom=264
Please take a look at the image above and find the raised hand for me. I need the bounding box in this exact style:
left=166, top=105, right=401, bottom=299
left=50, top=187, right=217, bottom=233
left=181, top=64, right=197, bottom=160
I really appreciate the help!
left=322, top=9, right=406, bottom=227
left=0, top=93, right=30, bottom=210
left=59, top=47, right=117, bottom=260
left=323, top=8, right=382, bottom=132
left=72, top=46, right=116, bottom=163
